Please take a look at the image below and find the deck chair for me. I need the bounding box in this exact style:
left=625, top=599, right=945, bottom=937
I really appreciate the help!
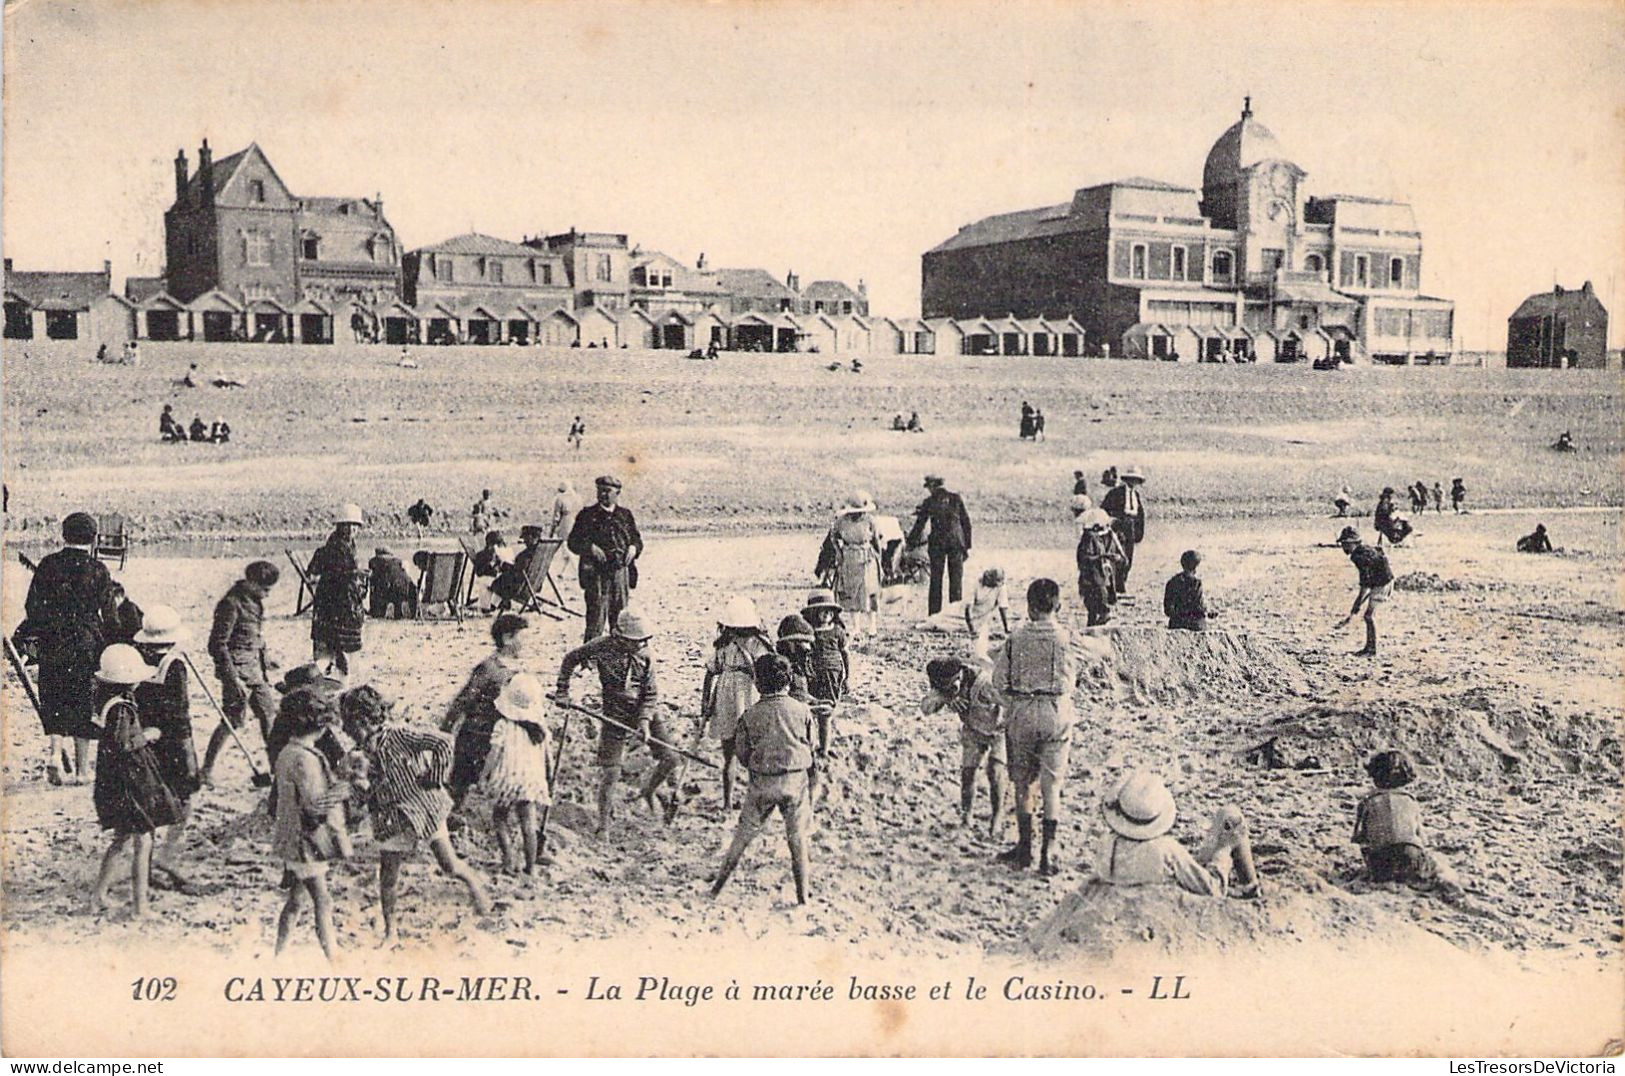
left=414, top=551, right=467, bottom=623
left=95, top=513, right=130, bottom=571
left=456, top=536, right=483, bottom=608
left=511, top=538, right=581, bottom=619
left=285, top=549, right=316, bottom=616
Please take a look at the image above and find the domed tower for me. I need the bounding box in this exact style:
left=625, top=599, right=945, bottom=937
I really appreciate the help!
left=1202, top=97, right=1293, bottom=230
left=1202, top=98, right=1306, bottom=280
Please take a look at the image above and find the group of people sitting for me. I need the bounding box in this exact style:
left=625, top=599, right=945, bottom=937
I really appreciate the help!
left=890, top=412, right=925, bottom=433
left=95, top=342, right=140, bottom=365
left=158, top=404, right=230, bottom=444
left=1333, top=480, right=1467, bottom=541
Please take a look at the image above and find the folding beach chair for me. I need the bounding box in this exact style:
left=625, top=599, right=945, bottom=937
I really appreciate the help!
left=456, top=536, right=483, bottom=608
left=414, top=550, right=467, bottom=623
left=512, top=537, right=581, bottom=620
left=95, top=513, right=130, bottom=571
left=285, top=549, right=316, bottom=616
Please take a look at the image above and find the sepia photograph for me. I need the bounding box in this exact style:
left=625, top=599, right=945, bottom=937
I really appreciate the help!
left=1, top=0, right=1621, bottom=1060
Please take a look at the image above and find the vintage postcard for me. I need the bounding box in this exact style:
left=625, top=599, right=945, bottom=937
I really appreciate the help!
left=1, top=0, right=1621, bottom=1059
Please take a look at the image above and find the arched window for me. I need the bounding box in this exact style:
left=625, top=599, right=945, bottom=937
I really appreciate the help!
left=368, top=234, right=393, bottom=264
left=1304, top=253, right=1324, bottom=275
left=1389, top=257, right=1404, bottom=287
left=1212, top=250, right=1234, bottom=280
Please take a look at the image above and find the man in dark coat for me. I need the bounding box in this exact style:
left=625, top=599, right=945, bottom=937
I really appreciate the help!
left=567, top=475, right=643, bottom=642
left=907, top=474, right=973, bottom=615
left=24, top=511, right=122, bottom=784
left=1100, top=466, right=1148, bottom=593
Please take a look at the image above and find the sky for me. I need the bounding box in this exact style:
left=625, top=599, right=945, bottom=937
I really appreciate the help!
left=3, top=0, right=1623, bottom=349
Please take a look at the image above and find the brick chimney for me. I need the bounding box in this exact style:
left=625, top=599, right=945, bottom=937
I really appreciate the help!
left=3, top=258, right=11, bottom=273
left=174, top=148, right=189, bottom=201
left=374, top=192, right=383, bottom=219
left=1554, top=284, right=1565, bottom=297
left=197, top=139, right=213, bottom=205
left=786, top=270, right=800, bottom=292
left=103, top=260, right=112, bottom=285
left=858, top=278, right=867, bottom=298
left=1582, top=280, right=1594, bottom=295
left=696, top=252, right=707, bottom=270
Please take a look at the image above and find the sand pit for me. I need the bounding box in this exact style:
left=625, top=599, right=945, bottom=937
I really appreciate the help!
left=1074, top=627, right=1314, bottom=706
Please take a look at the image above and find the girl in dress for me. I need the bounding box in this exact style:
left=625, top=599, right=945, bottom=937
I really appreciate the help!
left=131, top=605, right=201, bottom=886
left=800, top=588, right=849, bottom=758
left=272, top=689, right=353, bottom=960
left=89, top=645, right=181, bottom=918
left=701, top=596, right=773, bottom=810
left=480, top=673, right=554, bottom=877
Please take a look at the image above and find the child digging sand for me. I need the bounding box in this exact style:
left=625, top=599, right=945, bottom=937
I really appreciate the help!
left=1352, top=749, right=1465, bottom=901
left=922, top=657, right=1007, bottom=834
left=340, top=686, right=494, bottom=947
left=89, top=645, right=183, bottom=918
left=272, top=689, right=354, bottom=959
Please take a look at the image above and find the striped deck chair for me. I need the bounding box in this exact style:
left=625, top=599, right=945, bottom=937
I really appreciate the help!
left=414, top=550, right=467, bottom=623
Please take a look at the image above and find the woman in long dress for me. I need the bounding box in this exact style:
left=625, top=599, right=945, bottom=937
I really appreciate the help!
left=309, top=504, right=367, bottom=676
left=826, top=491, right=881, bottom=639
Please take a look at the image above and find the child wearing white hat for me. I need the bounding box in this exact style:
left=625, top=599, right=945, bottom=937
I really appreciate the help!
left=481, top=673, right=554, bottom=877
left=1095, top=770, right=1258, bottom=897
left=701, top=595, right=773, bottom=811
left=131, top=605, right=201, bottom=885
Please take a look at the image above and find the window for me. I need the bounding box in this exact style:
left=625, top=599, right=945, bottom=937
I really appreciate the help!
left=1212, top=251, right=1233, bottom=279
left=595, top=254, right=613, bottom=282
left=244, top=232, right=271, bottom=266
left=1389, top=257, right=1404, bottom=287
left=1172, top=246, right=1187, bottom=281
left=528, top=260, right=538, bottom=283
left=489, top=260, right=503, bottom=284
left=842, top=301, right=853, bottom=314
left=302, top=235, right=319, bottom=260
left=369, top=236, right=391, bottom=264
left=45, top=310, right=79, bottom=339
left=1355, top=255, right=1369, bottom=287
left=434, top=256, right=454, bottom=282
left=1304, top=253, right=1323, bottom=274
left=4, top=301, right=32, bottom=339
left=1131, top=244, right=1147, bottom=279
left=249, top=179, right=265, bottom=203
left=541, top=263, right=553, bottom=286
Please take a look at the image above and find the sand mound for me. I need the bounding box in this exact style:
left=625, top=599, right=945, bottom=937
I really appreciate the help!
left=1027, top=874, right=1450, bottom=960
left=1075, top=628, right=1314, bottom=705
left=1248, top=685, right=1622, bottom=782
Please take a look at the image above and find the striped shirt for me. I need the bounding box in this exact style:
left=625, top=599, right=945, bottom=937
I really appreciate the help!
left=360, top=724, right=454, bottom=843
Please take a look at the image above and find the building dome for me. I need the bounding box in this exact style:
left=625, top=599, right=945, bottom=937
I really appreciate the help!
left=1202, top=98, right=1290, bottom=196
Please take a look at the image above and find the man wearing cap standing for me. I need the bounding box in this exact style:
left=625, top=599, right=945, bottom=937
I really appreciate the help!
left=1100, top=466, right=1148, bottom=594
left=1336, top=526, right=1393, bottom=657
left=24, top=511, right=123, bottom=784
left=907, top=475, right=973, bottom=617
left=991, top=578, right=1078, bottom=877
left=200, top=560, right=281, bottom=786
left=554, top=611, right=676, bottom=834
left=567, top=475, right=643, bottom=643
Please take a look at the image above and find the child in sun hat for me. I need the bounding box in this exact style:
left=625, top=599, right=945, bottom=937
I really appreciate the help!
left=1352, top=749, right=1463, bottom=899
left=775, top=614, right=816, bottom=703
left=480, top=672, right=554, bottom=876
left=130, top=604, right=202, bottom=883
left=702, top=595, right=774, bottom=811
left=800, top=588, right=849, bottom=757
left=89, top=644, right=181, bottom=918
left=1095, top=769, right=1259, bottom=898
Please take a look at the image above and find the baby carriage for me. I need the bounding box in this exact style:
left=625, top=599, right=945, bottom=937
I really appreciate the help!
left=874, top=514, right=928, bottom=586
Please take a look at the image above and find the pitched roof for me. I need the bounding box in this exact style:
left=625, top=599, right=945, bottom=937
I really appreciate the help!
left=1116, top=176, right=1194, bottom=192
left=4, top=268, right=111, bottom=310
left=802, top=279, right=862, bottom=302
left=414, top=233, right=552, bottom=257
left=1510, top=286, right=1606, bottom=320
left=300, top=196, right=388, bottom=219
left=124, top=276, right=167, bottom=304
left=712, top=267, right=796, bottom=299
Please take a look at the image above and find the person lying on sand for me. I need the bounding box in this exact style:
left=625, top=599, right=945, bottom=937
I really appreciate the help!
left=1094, top=770, right=1259, bottom=898
left=1352, top=750, right=1465, bottom=902
left=1516, top=524, right=1554, bottom=553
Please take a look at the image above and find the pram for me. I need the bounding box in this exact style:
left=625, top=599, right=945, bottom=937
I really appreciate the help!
left=874, top=514, right=928, bottom=586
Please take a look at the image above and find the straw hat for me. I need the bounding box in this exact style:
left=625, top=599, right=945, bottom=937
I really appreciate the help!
left=1081, top=508, right=1112, bottom=531
left=1120, top=466, right=1147, bottom=484
left=276, top=662, right=345, bottom=696
left=95, top=644, right=153, bottom=686
left=336, top=503, right=364, bottom=526
left=839, top=490, right=877, bottom=515
left=801, top=588, right=840, bottom=613
left=495, top=673, right=549, bottom=723
left=133, top=604, right=188, bottom=645
left=614, top=610, right=653, bottom=640
left=719, top=595, right=760, bottom=629
left=1337, top=526, right=1361, bottom=545
left=1102, top=770, right=1178, bottom=840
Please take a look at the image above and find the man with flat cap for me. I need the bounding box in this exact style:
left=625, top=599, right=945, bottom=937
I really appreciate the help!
left=567, top=475, right=644, bottom=642
left=24, top=511, right=123, bottom=784
left=907, top=474, right=973, bottom=616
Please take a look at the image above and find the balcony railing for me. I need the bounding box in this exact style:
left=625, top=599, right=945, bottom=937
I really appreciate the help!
left=1245, top=269, right=1330, bottom=286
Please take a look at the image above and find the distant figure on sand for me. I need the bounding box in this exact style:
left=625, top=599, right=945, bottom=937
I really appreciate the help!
left=1163, top=550, right=1212, bottom=631
left=567, top=417, right=585, bottom=454
left=1431, top=482, right=1444, bottom=513
left=1333, top=485, right=1353, bottom=517
left=407, top=498, right=434, bottom=537
left=470, top=489, right=495, bottom=535
left=1335, top=526, right=1392, bottom=658
left=1516, top=524, right=1554, bottom=553
left=1450, top=477, right=1466, bottom=514
left=906, top=411, right=924, bottom=433
left=189, top=415, right=209, bottom=442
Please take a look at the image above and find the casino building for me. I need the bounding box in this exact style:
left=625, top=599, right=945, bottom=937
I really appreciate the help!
left=921, top=100, right=1455, bottom=364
